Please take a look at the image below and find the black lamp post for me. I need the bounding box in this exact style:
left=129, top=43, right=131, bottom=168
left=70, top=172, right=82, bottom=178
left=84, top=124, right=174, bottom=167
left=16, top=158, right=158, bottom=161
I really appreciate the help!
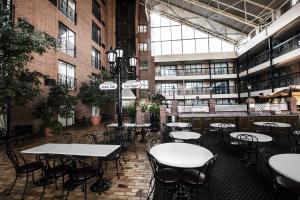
left=106, top=46, right=137, bottom=129
left=247, top=84, right=252, bottom=98
left=209, top=86, right=213, bottom=99
left=172, top=86, right=176, bottom=100
left=288, top=81, right=294, bottom=98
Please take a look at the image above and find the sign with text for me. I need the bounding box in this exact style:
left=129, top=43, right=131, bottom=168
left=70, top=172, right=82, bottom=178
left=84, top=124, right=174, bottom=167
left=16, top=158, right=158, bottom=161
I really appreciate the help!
left=122, top=80, right=141, bottom=89
left=99, top=81, right=117, bottom=90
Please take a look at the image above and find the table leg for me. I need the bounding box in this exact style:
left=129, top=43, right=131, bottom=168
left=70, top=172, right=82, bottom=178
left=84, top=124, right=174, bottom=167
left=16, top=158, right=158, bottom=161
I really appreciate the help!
left=90, top=179, right=112, bottom=193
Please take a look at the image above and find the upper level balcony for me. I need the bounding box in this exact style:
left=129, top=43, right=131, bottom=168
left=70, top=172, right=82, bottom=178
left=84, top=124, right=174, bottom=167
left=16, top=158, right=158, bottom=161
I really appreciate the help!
left=239, top=34, right=300, bottom=77
left=156, top=86, right=237, bottom=99
left=239, top=72, right=300, bottom=95
left=57, top=73, right=77, bottom=91
left=155, top=67, right=236, bottom=81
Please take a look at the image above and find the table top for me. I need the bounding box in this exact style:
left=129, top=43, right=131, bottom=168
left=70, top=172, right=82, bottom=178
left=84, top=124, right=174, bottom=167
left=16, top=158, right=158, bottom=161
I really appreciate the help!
left=170, top=131, right=201, bottom=140
left=253, top=121, right=291, bottom=128
left=230, top=132, right=273, bottom=143
left=150, top=143, right=213, bottom=168
left=269, top=154, right=300, bottom=183
left=210, top=123, right=235, bottom=128
left=21, top=143, right=121, bottom=158
left=108, top=123, right=151, bottom=128
left=166, top=122, right=191, bottom=128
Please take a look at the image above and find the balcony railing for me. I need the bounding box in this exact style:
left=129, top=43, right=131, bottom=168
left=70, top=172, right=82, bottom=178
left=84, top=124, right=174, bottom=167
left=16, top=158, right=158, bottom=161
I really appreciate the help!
left=155, top=68, right=235, bottom=76
left=58, top=38, right=75, bottom=57
left=58, top=74, right=77, bottom=90
left=240, top=72, right=300, bottom=93
left=239, top=34, right=300, bottom=72
left=273, top=34, right=300, bottom=58
left=59, top=0, right=76, bottom=22
left=156, top=86, right=236, bottom=96
left=91, top=56, right=100, bottom=69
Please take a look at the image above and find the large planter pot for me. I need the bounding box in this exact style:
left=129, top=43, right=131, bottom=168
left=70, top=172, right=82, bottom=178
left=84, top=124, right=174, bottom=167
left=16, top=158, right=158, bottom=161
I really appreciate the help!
left=91, top=115, right=101, bottom=126
left=44, top=127, right=54, bottom=137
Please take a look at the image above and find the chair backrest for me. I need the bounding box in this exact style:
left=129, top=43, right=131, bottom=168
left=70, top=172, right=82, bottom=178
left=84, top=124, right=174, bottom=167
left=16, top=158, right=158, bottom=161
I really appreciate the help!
left=62, top=132, right=72, bottom=144
left=150, top=138, right=162, bottom=148
left=65, top=156, right=94, bottom=181
left=146, top=151, right=159, bottom=176
left=263, top=122, right=279, bottom=134
left=259, top=148, right=277, bottom=185
left=201, top=154, right=218, bottom=185
left=6, top=149, right=26, bottom=173
left=237, top=133, right=259, bottom=149
left=80, top=134, right=97, bottom=144
left=37, top=154, right=64, bottom=178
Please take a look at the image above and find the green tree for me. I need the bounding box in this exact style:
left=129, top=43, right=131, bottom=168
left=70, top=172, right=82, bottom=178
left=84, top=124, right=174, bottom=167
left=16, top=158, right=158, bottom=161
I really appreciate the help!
left=78, top=70, right=116, bottom=117
left=47, top=84, right=78, bottom=127
left=0, top=2, right=56, bottom=135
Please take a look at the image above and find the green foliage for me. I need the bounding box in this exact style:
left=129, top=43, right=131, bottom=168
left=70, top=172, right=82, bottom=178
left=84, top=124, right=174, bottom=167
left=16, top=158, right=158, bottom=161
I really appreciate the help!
left=78, top=71, right=116, bottom=110
left=149, top=103, right=160, bottom=129
left=46, top=120, right=63, bottom=134
left=140, top=103, right=148, bottom=112
left=0, top=2, right=56, bottom=114
left=47, top=84, right=78, bottom=119
left=127, top=104, right=136, bottom=122
left=152, top=93, right=166, bottom=105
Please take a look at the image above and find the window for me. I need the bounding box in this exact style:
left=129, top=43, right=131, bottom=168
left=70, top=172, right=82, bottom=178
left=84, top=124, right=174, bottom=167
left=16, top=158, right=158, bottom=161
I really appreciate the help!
left=211, top=63, right=228, bottom=74
left=140, top=80, right=149, bottom=89
left=159, top=65, right=176, bottom=76
left=92, top=0, right=101, bottom=21
left=184, top=64, right=208, bottom=75
left=91, top=47, right=100, bottom=69
left=138, top=25, right=147, bottom=33
left=160, top=83, right=177, bottom=96
left=59, top=23, right=75, bottom=57
left=185, top=82, right=203, bottom=89
left=58, top=111, right=75, bottom=127
left=139, top=43, right=148, bottom=52
left=150, top=13, right=235, bottom=56
left=58, top=0, right=76, bottom=22
left=140, top=60, right=148, bottom=70
left=212, top=81, right=228, bottom=94
left=92, top=21, right=101, bottom=44
left=58, top=61, right=76, bottom=90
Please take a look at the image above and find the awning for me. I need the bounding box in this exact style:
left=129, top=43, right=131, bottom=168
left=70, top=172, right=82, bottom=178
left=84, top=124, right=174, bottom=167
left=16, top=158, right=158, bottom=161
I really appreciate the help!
left=122, top=89, right=136, bottom=100
left=259, top=88, right=300, bottom=99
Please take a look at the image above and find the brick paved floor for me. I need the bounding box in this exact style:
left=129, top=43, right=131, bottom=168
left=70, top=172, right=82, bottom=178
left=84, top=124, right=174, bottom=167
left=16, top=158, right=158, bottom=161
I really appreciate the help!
left=0, top=125, right=153, bottom=200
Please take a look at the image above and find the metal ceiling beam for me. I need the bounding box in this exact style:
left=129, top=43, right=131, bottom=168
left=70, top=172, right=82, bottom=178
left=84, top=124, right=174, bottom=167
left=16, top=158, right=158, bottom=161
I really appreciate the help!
left=154, top=0, right=248, bottom=35
left=182, top=0, right=258, bottom=27
left=149, top=8, right=239, bottom=44
left=244, top=0, right=275, bottom=11
left=210, top=0, right=263, bottom=20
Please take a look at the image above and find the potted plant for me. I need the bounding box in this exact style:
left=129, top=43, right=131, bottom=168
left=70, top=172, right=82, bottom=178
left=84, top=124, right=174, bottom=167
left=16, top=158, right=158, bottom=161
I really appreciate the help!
left=78, top=71, right=115, bottom=125
left=127, top=103, right=136, bottom=123
left=149, top=103, right=160, bottom=131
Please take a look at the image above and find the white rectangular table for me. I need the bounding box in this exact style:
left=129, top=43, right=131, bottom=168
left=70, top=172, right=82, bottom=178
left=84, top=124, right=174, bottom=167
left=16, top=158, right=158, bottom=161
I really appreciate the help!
left=21, top=143, right=121, bottom=158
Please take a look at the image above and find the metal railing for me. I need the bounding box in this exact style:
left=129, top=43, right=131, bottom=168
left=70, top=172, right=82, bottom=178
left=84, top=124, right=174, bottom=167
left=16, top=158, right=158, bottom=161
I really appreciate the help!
left=255, top=103, right=288, bottom=113
left=58, top=38, right=75, bottom=57
left=178, top=105, right=209, bottom=113
left=273, top=34, right=300, bottom=58
left=155, top=67, right=235, bottom=76
left=248, top=50, right=270, bottom=68
left=57, top=74, right=77, bottom=90
left=156, top=86, right=237, bottom=96
left=58, top=0, right=76, bottom=22
left=240, top=72, right=300, bottom=93
left=215, top=104, right=247, bottom=112
left=212, top=86, right=236, bottom=94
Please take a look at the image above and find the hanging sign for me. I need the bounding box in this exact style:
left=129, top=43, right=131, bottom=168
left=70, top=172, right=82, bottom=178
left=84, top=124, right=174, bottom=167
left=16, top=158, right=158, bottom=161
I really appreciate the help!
left=122, top=80, right=141, bottom=89
left=99, top=81, right=117, bottom=90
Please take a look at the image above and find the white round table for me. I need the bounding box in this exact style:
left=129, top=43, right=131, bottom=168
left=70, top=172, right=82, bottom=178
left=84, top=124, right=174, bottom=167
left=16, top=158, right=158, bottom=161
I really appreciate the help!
left=150, top=143, right=213, bottom=168
left=230, top=132, right=273, bottom=143
left=253, top=122, right=291, bottom=128
left=170, top=131, right=201, bottom=140
left=166, top=122, right=191, bottom=128
left=269, top=154, right=300, bottom=183
left=210, top=123, right=235, bottom=128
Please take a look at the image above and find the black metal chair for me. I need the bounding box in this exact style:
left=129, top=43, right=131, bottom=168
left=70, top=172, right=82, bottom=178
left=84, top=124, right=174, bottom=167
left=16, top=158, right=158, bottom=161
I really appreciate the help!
left=6, top=149, right=43, bottom=200
left=149, top=138, right=162, bottom=148
left=38, top=154, right=67, bottom=200
left=103, top=146, right=123, bottom=179
left=181, top=155, right=218, bottom=199
left=236, top=134, right=259, bottom=165
left=80, top=133, right=97, bottom=144
left=64, top=156, right=103, bottom=200
left=260, top=148, right=300, bottom=199
left=62, top=132, right=72, bottom=144
left=146, top=151, right=180, bottom=200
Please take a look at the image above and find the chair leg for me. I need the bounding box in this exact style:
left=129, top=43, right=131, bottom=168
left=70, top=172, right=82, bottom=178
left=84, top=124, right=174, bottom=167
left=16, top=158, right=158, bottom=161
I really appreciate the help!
left=40, top=184, right=46, bottom=200
left=119, top=159, right=123, bottom=170
left=6, top=174, right=18, bottom=195
left=147, top=180, right=155, bottom=200
left=64, top=184, right=71, bottom=200
left=122, top=153, right=127, bottom=164
left=21, top=173, right=29, bottom=200
left=116, top=160, right=120, bottom=179
left=84, top=181, right=87, bottom=200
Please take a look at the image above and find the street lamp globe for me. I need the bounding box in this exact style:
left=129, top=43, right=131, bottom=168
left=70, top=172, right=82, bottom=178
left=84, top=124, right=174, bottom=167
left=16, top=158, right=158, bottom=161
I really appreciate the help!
left=106, top=47, right=116, bottom=64
left=129, top=54, right=137, bottom=68
left=247, top=84, right=252, bottom=90
left=115, top=46, right=124, bottom=59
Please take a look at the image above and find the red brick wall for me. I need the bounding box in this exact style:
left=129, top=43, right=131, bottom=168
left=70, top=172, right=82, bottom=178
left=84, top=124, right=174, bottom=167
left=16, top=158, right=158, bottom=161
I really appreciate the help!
left=9, top=0, right=115, bottom=130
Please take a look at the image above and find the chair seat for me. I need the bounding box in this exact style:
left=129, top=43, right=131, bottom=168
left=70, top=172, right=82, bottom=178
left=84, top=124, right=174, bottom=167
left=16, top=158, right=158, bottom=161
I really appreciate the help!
left=181, top=169, right=205, bottom=185
left=47, top=165, right=66, bottom=178
left=104, top=153, right=120, bottom=161
left=156, top=168, right=180, bottom=184
left=19, top=161, right=43, bottom=173
left=70, top=167, right=95, bottom=181
left=277, top=176, right=300, bottom=193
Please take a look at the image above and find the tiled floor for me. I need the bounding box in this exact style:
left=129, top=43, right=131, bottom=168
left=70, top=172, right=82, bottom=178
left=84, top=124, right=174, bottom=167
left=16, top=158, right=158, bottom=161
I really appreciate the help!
left=0, top=125, right=153, bottom=200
